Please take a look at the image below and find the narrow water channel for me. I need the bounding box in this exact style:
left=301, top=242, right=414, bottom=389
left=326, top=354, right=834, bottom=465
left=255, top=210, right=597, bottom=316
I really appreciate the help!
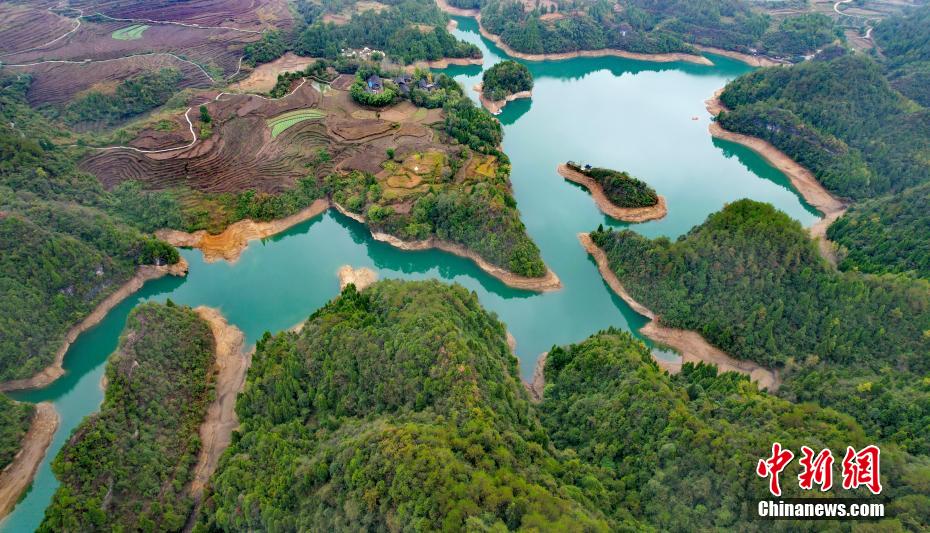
left=2, top=15, right=820, bottom=531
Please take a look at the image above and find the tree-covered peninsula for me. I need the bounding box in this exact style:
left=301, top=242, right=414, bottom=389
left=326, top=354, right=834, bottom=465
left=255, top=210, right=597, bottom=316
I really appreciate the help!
left=195, top=280, right=930, bottom=530
left=481, top=60, right=533, bottom=101
left=589, top=200, right=930, bottom=456
left=39, top=302, right=215, bottom=532
left=0, top=395, right=33, bottom=470
left=566, top=163, right=658, bottom=208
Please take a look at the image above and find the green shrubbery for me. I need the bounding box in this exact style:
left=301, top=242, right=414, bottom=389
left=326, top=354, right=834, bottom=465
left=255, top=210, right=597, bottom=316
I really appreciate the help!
left=0, top=395, right=32, bottom=470
left=579, top=166, right=658, bottom=208
left=482, top=60, right=533, bottom=101
left=60, top=69, right=183, bottom=128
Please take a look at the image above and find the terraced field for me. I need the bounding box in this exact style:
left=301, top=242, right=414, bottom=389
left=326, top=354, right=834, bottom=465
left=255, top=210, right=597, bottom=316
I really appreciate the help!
left=267, top=108, right=326, bottom=138
left=111, top=24, right=149, bottom=40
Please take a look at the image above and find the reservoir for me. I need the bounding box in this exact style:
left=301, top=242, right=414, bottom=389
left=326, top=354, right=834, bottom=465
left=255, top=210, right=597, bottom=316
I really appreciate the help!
left=2, top=15, right=819, bottom=531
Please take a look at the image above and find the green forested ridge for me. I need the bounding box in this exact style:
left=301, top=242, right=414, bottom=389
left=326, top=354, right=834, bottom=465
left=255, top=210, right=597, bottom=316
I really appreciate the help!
left=827, top=183, right=930, bottom=279
left=0, top=394, right=33, bottom=470
left=482, top=60, right=533, bottom=101
left=196, top=281, right=929, bottom=530
left=540, top=330, right=930, bottom=530
left=572, top=165, right=658, bottom=208
left=477, top=0, right=837, bottom=58
left=294, top=0, right=481, bottom=64
left=717, top=53, right=930, bottom=200
left=873, top=5, right=930, bottom=106
left=58, top=69, right=184, bottom=129
left=39, top=302, right=215, bottom=532
left=196, top=281, right=612, bottom=531
left=0, top=74, right=180, bottom=382
left=590, top=200, right=930, bottom=455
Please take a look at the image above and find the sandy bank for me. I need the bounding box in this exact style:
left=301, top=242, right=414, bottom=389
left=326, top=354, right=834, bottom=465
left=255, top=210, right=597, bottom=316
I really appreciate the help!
left=409, top=56, right=483, bottom=71
left=338, top=265, right=378, bottom=290
left=333, top=203, right=562, bottom=292
left=0, top=259, right=189, bottom=393
left=705, top=91, right=848, bottom=265
left=474, top=83, right=531, bottom=115
left=558, top=164, right=667, bottom=222
left=186, top=307, right=250, bottom=525
left=0, top=403, right=59, bottom=519
left=693, top=45, right=782, bottom=67
left=580, top=233, right=780, bottom=391
left=156, top=199, right=330, bottom=263
left=525, top=352, right=547, bottom=403
left=436, top=0, right=478, bottom=16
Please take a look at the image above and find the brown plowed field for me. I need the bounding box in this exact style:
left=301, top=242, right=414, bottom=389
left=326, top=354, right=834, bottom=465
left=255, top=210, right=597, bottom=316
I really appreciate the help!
left=70, top=0, right=291, bottom=31
left=0, top=2, right=76, bottom=55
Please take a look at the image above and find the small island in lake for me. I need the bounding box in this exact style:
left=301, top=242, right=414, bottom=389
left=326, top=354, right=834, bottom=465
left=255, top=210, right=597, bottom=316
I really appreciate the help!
left=559, top=162, right=667, bottom=222
left=475, top=60, right=533, bottom=114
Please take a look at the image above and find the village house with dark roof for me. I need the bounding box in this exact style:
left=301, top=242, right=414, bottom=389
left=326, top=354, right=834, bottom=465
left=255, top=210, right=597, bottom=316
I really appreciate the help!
left=366, top=74, right=383, bottom=93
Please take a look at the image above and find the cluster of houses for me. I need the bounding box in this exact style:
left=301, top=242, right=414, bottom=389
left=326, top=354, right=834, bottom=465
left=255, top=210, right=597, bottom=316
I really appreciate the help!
left=365, top=73, right=438, bottom=95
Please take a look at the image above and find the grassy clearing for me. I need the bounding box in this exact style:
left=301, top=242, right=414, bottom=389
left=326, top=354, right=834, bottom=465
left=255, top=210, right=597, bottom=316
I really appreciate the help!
left=112, top=24, right=149, bottom=40
left=267, top=108, right=326, bottom=138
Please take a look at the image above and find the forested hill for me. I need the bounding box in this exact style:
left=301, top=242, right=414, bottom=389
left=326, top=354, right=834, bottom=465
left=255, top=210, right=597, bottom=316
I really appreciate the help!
left=0, top=395, right=33, bottom=470
left=482, top=60, right=533, bottom=100
left=40, top=302, right=215, bottom=532
left=196, top=281, right=611, bottom=531
left=589, top=200, right=930, bottom=456
left=475, top=0, right=836, bottom=58
left=873, top=5, right=930, bottom=107
left=197, top=280, right=930, bottom=530
left=0, top=74, right=179, bottom=382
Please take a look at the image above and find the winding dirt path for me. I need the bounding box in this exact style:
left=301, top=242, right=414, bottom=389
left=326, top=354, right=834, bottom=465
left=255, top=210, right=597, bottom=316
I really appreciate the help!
left=580, top=233, right=781, bottom=391
left=185, top=307, right=249, bottom=528
left=0, top=403, right=59, bottom=520
left=0, top=259, right=189, bottom=392
left=706, top=90, right=848, bottom=265
left=558, top=164, right=667, bottom=223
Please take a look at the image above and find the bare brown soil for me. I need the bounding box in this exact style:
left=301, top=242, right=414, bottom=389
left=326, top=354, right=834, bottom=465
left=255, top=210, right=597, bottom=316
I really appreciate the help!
left=473, top=82, right=532, bottom=114
left=558, top=164, right=667, bottom=223
left=580, top=233, right=781, bottom=391
left=526, top=352, right=547, bottom=402
left=186, top=307, right=249, bottom=520
left=435, top=0, right=479, bottom=16
left=334, top=203, right=562, bottom=292
left=408, top=56, right=484, bottom=70
left=157, top=199, right=330, bottom=263
left=0, top=2, right=76, bottom=55
left=70, top=0, right=292, bottom=30
left=692, top=45, right=783, bottom=67
left=231, top=52, right=321, bottom=93
left=0, top=259, right=189, bottom=392
left=0, top=403, right=59, bottom=520
left=705, top=91, right=848, bottom=265
left=338, top=265, right=378, bottom=290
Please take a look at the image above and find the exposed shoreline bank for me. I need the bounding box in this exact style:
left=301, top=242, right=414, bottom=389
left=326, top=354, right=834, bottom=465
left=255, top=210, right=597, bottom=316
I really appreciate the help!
left=0, top=403, right=59, bottom=520
left=474, top=82, right=531, bottom=115
left=558, top=164, right=667, bottom=222
left=705, top=91, right=848, bottom=265
left=435, top=1, right=713, bottom=66
left=693, top=45, right=783, bottom=67
left=186, top=307, right=250, bottom=529
left=580, top=233, right=781, bottom=391
left=411, top=56, right=484, bottom=70
left=0, top=259, right=189, bottom=393
left=156, top=199, right=330, bottom=264
left=333, top=203, right=563, bottom=292
left=338, top=265, right=378, bottom=290
left=526, top=352, right=547, bottom=402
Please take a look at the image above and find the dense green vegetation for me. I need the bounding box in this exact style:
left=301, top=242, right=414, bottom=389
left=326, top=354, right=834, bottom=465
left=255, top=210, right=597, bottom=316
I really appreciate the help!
left=827, top=182, right=930, bottom=279
left=196, top=281, right=608, bottom=531
left=349, top=68, right=398, bottom=107
left=294, top=0, right=480, bottom=64
left=443, top=95, right=504, bottom=153
left=540, top=329, right=930, bottom=530
left=569, top=164, right=658, bottom=208
left=197, top=281, right=929, bottom=530
left=243, top=30, right=289, bottom=66
left=481, top=60, right=533, bottom=101
left=40, top=302, right=215, bottom=532
left=0, top=395, right=33, bottom=470
left=590, top=200, right=930, bottom=455
left=0, top=74, right=180, bottom=382
left=59, top=69, right=184, bottom=129
left=477, top=0, right=837, bottom=59
left=873, top=5, right=930, bottom=107
left=718, top=53, right=930, bottom=200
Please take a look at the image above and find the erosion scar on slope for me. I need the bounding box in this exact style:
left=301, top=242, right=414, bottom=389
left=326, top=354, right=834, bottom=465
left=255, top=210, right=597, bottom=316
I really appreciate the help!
left=579, top=233, right=781, bottom=391
left=185, top=307, right=250, bottom=530
left=0, top=403, right=59, bottom=520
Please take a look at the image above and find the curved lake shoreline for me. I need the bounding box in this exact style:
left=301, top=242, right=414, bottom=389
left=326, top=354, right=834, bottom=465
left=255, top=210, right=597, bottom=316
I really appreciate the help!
left=474, top=82, right=532, bottom=114
left=558, top=164, right=667, bottom=222
left=580, top=233, right=781, bottom=391
left=1, top=18, right=823, bottom=530
left=0, top=403, right=58, bottom=520
left=0, top=260, right=189, bottom=393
